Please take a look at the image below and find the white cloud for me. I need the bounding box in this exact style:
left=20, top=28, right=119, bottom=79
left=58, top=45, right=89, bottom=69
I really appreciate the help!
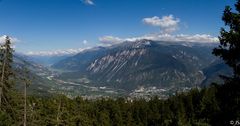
left=130, top=33, right=219, bottom=43
left=0, top=35, right=19, bottom=44
left=25, top=47, right=92, bottom=56
left=82, top=0, right=94, bottom=5
left=99, top=36, right=123, bottom=45
left=83, top=40, right=88, bottom=45
left=26, top=33, right=218, bottom=56
left=173, top=34, right=219, bottom=43
left=100, top=14, right=218, bottom=45
left=142, top=15, right=180, bottom=33
left=99, top=34, right=218, bottom=45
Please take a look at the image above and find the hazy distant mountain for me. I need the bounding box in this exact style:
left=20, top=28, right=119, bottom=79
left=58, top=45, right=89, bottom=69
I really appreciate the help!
left=13, top=54, right=58, bottom=95
left=52, top=40, right=229, bottom=91
left=26, top=55, right=73, bottom=66
left=24, top=48, right=91, bottom=66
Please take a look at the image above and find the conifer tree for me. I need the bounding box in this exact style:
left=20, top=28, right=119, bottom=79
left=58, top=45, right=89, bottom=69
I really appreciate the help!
left=212, top=1, right=240, bottom=124
left=0, top=36, right=14, bottom=107
left=213, top=0, right=240, bottom=79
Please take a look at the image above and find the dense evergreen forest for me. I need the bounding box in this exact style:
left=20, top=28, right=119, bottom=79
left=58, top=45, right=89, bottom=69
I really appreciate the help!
left=0, top=1, right=240, bottom=126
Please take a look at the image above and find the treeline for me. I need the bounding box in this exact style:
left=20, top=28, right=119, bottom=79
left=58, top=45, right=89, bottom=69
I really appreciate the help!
left=0, top=82, right=239, bottom=126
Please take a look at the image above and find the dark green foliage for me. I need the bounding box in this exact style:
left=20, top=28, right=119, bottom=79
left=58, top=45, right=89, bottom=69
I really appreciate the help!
left=1, top=87, right=235, bottom=126
left=211, top=0, right=240, bottom=125
left=213, top=79, right=240, bottom=125
left=213, top=0, right=240, bottom=78
left=0, top=36, right=14, bottom=101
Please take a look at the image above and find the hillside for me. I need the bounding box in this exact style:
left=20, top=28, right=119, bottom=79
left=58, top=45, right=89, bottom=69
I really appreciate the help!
left=13, top=54, right=59, bottom=96
left=51, top=40, right=231, bottom=94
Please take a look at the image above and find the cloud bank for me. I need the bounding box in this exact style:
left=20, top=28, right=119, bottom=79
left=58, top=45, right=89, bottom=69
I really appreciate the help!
left=99, top=36, right=123, bottom=45
left=26, top=47, right=92, bottom=56
left=99, top=34, right=218, bottom=45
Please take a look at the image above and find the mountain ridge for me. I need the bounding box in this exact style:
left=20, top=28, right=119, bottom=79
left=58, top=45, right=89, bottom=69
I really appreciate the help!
left=52, top=40, right=227, bottom=91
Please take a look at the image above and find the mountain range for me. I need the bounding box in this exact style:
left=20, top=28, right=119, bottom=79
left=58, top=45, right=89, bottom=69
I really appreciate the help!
left=14, top=40, right=232, bottom=98
left=51, top=40, right=231, bottom=91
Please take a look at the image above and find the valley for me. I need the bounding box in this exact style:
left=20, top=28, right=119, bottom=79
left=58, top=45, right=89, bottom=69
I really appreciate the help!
left=19, top=40, right=232, bottom=99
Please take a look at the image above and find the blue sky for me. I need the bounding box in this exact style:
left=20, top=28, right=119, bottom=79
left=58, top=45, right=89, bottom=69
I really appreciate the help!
left=0, top=0, right=236, bottom=54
